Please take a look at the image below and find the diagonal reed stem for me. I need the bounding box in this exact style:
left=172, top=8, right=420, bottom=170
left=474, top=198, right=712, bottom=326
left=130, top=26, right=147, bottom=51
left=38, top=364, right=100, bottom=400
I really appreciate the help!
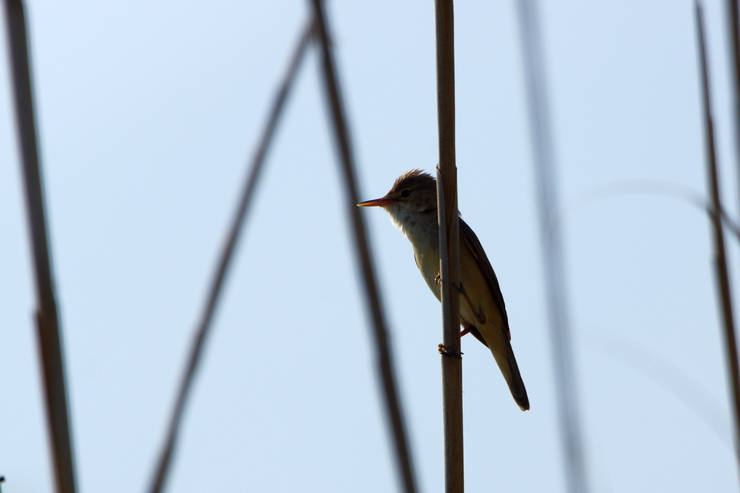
left=4, top=1, right=78, bottom=492
left=309, top=1, right=419, bottom=492
left=147, top=20, right=313, bottom=493
left=695, top=1, right=740, bottom=482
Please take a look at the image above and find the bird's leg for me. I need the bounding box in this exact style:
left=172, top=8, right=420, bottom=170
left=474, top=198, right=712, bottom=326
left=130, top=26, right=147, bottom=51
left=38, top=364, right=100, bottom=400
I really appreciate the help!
left=435, top=273, right=466, bottom=354
left=436, top=273, right=467, bottom=337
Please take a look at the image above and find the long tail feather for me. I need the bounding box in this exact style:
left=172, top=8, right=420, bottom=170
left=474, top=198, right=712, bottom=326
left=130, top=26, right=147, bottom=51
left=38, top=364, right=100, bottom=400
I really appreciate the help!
left=504, top=342, right=529, bottom=411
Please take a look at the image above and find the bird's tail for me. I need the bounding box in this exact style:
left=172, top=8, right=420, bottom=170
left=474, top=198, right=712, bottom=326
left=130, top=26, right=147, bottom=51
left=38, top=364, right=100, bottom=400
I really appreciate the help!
left=497, top=342, right=530, bottom=411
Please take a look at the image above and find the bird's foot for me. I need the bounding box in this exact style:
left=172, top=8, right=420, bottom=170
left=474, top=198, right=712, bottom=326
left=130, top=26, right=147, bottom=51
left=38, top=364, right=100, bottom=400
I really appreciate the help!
left=438, top=343, right=463, bottom=359
left=460, top=327, right=470, bottom=337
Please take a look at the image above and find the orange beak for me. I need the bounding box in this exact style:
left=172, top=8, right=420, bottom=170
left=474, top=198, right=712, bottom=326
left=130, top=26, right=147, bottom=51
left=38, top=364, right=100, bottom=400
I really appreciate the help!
left=357, top=197, right=395, bottom=207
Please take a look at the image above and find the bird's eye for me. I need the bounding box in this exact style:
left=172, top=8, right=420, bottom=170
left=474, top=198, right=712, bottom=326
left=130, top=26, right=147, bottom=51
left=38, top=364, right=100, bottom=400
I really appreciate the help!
left=401, top=189, right=411, bottom=198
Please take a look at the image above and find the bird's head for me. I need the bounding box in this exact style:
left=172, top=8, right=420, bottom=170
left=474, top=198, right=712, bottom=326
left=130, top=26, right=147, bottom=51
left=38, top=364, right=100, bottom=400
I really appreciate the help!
left=358, top=169, right=438, bottom=237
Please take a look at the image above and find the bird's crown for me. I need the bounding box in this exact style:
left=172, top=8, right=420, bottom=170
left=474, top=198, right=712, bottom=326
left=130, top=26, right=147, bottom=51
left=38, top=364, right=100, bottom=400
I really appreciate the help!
left=389, top=169, right=435, bottom=193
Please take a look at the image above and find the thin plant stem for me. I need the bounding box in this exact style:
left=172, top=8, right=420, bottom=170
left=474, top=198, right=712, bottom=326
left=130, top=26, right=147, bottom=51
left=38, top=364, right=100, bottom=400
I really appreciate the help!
left=695, top=1, right=740, bottom=481
left=308, top=2, right=419, bottom=492
left=515, top=1, right=590, bottom=492
left=433, top=0, right=464, bottom=491
left=147, top=20, right=313, bottom=493
left=3, top=1, right=78, bottom=492
left=726, top=0, right=740, bottom=222
left=587, top=331, right=730, bottom=449
left=566, top=179, right=740, bottom=243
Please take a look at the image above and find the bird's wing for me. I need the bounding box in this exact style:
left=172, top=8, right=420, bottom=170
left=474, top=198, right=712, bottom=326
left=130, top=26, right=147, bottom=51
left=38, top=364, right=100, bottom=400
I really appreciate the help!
left=459, top=218, right=511, bottom=341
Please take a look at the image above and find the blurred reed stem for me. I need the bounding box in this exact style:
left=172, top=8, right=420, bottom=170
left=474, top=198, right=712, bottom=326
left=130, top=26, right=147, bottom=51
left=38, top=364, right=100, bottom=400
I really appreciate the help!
left=4, top=1, right=78, bottom=492
left=695, top=0, right=740, bottom=481
left=515, top=1, right=590, bottom=491
left=309, top=1, right=419, bottom=492
left=148, top=19, right=313, bottom=493
left=726, top=0, right=740, bottom=223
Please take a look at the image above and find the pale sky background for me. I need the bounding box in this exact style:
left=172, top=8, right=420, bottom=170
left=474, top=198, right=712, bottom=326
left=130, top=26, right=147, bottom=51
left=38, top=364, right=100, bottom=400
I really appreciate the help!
left=2, top=1, right=739, bottom=492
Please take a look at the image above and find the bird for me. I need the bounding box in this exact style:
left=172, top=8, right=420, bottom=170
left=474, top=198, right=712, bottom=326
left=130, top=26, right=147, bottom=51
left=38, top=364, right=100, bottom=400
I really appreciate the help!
left=358, top=169, right=529, bottom=411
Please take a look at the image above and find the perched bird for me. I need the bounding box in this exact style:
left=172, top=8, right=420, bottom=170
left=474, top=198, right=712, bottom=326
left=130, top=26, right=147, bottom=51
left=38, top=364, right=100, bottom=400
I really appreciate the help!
left=358, top=170, right=529, bottom=411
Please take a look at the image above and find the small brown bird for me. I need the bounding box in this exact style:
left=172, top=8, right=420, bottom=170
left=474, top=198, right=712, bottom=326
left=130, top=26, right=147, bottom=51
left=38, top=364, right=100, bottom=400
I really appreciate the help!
left=358, top=170, right=529, bottom=411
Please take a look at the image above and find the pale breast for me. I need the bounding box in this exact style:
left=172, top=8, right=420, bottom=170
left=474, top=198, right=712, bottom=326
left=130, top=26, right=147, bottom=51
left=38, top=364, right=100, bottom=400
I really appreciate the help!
left=413, top=246, right=441, bottom=301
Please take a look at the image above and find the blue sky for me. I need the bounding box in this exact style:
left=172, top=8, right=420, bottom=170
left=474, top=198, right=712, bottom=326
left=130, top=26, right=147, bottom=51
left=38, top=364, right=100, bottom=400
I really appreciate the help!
left=1, top=1, right=738, bottom=492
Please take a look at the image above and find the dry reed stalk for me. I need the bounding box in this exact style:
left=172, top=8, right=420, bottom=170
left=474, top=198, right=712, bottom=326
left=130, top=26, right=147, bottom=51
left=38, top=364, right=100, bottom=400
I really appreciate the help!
left=695, top=0, right=740, bottom=481
left=433, top=0, right=464, bottom=491
left=148, top=20, right=313, bottom=493
left=4, top=1, right=78, bottom=492
left=309, top=1, right=419, bottom=491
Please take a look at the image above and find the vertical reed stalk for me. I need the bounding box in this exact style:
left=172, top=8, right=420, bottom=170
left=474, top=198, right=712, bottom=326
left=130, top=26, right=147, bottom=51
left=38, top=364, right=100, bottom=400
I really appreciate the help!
left=434, top=1, right=464, bottom=491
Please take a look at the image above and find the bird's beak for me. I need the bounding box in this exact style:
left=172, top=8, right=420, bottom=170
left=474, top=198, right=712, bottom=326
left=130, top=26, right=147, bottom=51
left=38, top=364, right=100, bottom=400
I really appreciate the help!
left=357, top=197, right=395, bottom=207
